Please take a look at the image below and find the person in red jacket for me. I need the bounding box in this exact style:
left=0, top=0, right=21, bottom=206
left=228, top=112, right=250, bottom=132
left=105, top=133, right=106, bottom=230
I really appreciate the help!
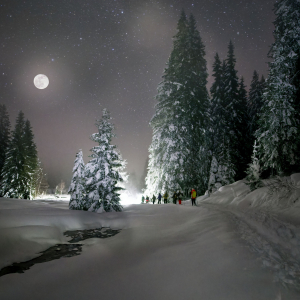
left=191, top=188, right=196, bottom=206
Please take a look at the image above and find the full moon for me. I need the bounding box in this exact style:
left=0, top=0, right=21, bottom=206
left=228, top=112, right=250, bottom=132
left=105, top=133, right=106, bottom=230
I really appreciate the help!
left=33, top=74, right=49, bottom=89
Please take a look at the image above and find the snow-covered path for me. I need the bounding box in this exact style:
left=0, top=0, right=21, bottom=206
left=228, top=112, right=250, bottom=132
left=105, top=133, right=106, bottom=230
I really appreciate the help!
left=0, top=200, right=298, bottom=300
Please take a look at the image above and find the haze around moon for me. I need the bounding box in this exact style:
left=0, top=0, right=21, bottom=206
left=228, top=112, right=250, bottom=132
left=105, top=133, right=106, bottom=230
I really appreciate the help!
left=34, top=74, right=49, bottom=89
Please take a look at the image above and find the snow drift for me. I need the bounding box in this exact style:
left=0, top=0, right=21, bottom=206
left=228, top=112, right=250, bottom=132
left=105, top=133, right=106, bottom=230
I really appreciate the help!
left=1, top=174, right=300, bottom=299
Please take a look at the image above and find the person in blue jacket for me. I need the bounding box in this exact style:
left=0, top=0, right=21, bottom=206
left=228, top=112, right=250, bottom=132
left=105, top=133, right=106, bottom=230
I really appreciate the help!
left=157, top=192, right=162, bottom=204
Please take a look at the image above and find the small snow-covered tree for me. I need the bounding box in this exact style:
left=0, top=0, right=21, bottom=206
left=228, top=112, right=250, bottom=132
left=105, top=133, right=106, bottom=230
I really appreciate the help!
left=39, top=173, right=49, bottom=195
left=246, top=141, right=264, bottom=191
left=31, top=159, right=45, bottom=198
left=85, top=109, right=125, bottom=213
left=69, top=150, right=86, bottom=210
left=56, top=180, right=66, bottom=195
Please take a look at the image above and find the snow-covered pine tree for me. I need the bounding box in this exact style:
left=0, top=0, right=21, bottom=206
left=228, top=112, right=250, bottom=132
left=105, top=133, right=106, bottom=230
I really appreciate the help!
left=85, top=109, right=125, bottom=213
left=245, top=141, right=264, bottom=191
left=208, top=53, right=223, bottom=192
left=0, top=104, right=10, bottom=189
left=237, top=77, right=252, bottom=176
left=0, top=112, right=38, bottom=199
left=186, top=14, right=210, bottom=191
left=223, top=41, right=248, bottom=180
left=146, top=11, right=190, bottom=195
left=207, top=53, right=235, bottom=192
left=145, top=140, right=163, bottom=196
left=23, top=119, right=38, bottom=199
left=146, top=11, right=209, bottom=195
left=0, top=111, right=27, bottom=198
left=68, top=150, right=86, bottom=210
left=255, top=0, right=300, bottom=176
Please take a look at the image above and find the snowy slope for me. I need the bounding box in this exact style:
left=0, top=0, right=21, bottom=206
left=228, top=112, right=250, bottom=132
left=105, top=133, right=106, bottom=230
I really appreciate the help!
left=0, top=175, right=300, bottom=299
left=198, top=173, right=300, bottom=224
left=198, top=173, right=300, bottom=290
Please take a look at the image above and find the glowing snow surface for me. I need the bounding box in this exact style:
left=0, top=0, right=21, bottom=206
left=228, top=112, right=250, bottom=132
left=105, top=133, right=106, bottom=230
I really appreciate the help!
left=1, top=175, right=300, bottom=299
left=120, top=191, right=142, bottom=205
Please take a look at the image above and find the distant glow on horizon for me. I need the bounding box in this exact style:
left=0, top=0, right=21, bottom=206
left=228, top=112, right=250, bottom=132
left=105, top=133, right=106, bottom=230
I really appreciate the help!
left=120, top=192, right=142, bottom=205
left=34, top=74, right=49, bottom=89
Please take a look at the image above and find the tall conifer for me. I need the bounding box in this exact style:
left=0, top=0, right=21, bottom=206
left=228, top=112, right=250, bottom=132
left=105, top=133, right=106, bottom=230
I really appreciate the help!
left=146, top=11, right=209, bottom=195
left=23, top=120, right=38, bottom=198
left=207, top=53, right=235, bottom=192
left=0, top=111, right=38, bottom=199
left=0, top=111, right=27, bottom=198
left=248, top=70, right=262, bottom=137
left=223, top=41, right=249, bottom=180
left=237, top=77, right=252, bottom=177
left=0, top=104, right=10, bottom=188
left=254, top=0, right=300, bottom=175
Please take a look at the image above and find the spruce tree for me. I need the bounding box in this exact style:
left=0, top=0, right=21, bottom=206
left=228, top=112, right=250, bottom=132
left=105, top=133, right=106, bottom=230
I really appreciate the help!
left=245, top=141, right=264, bottom=191
left=68, top=150, right=86, bottom=210
left=0, top=111, right=27, bottom=198
left=223, top=41, right=249, bottom=180
left=146, top=11, right=209, bottom=195
left=23, top=119, right=38, bottom=198
left=207, top=53, right=235, bottom=192
left=0, top=111, right=38, bottom=199
left=255, top=0, right=300, bottom=176
left=223, top=41, right=240, bottom=177
left=0, top=104, right=10, bottom=188
left=186, top=13, right=210, bottom=191
left=207, top=53, right=223, bottom=192
left=147, top=10, right=191, bottom=194
left=84, top=109, right=125, bottom=212
left=237, top=77, right=252, bottom=176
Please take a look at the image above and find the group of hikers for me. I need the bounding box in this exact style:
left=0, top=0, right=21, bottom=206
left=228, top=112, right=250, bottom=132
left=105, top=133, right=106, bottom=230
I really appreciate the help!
left=141, top=188, right=197, bottom=206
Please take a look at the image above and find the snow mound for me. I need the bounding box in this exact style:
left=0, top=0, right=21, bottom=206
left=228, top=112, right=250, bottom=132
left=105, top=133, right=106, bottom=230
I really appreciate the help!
left=0, top=198, right=128, bottom=269
left=198, top=174, right=300, bottom=224
left=198, top=173, right=300, bottom=289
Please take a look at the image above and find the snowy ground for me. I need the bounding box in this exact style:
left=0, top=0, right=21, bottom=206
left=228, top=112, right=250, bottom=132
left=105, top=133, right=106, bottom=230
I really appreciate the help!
left=1, top=176, right=300, bottom=299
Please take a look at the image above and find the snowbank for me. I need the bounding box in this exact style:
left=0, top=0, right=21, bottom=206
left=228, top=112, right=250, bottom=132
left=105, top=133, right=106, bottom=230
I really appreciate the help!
left=198, top=174, right=300, bottom=225
left=0, top=198, right=128, bottom=269
left=1, top=188, right=300, bottom=299
left=198, top=173, right=300, bottom=284
left=2, top=199, right=298, bottom=299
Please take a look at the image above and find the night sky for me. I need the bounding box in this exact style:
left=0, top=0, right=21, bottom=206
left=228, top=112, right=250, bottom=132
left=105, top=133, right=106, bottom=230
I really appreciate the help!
left=0, top=0, right=275, bottom=188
